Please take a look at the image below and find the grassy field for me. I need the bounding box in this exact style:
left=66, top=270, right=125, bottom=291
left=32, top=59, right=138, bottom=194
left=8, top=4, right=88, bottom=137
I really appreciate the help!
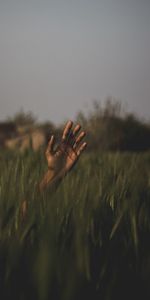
left=0, top=149, right=150, bottom=300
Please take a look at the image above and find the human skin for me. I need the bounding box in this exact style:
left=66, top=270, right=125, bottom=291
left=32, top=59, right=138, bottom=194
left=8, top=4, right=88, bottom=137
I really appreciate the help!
left=39, top=120, right=87, bottom=191
left=21, top=120, right=87, bottom=217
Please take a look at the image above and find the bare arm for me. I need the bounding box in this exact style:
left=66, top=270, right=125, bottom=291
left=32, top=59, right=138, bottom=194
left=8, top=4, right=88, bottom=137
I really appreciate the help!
left=39, top=120, right=87, bottom=191
left=21, top=121, right=87, bottom=218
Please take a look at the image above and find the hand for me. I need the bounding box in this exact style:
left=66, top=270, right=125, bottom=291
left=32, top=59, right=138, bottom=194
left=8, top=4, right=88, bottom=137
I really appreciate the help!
left=45, top=120, right=87, bottom=176
left=22, top=121, right=87, bottom=217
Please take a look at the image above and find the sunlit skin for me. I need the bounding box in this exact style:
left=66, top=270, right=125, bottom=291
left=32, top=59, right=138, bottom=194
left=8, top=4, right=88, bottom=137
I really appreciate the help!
left=21, top=121, right=87, bottom=218
left=39, top=120, right=87, bottom=191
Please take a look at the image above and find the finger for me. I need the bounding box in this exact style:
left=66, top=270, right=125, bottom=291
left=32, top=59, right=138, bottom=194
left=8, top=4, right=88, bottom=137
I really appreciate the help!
left=77, top=142, right=87, bottom=157
left=62, top=120, right=73, bottom=142
left=46, top=135, right=55, bottom=156
left=69, top=124, right=81, bottom=146
left=73, top=131, right=86, bottom=149
left=73, top=124, right=81, bottom=136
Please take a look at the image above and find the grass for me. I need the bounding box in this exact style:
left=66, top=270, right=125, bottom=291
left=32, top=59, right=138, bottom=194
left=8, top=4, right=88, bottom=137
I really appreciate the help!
left=0, top=149, right=150, bottom=300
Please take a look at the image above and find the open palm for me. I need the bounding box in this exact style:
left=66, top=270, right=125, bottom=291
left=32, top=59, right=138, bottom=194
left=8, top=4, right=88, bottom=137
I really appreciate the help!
left=45, top=120, right=87, bottom=175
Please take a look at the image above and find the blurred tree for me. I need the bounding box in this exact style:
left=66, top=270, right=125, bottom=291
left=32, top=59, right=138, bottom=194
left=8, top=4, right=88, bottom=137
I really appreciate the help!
left=10, top=109, right=37, bottom=126
left=76, top=98, right=150, bottom=152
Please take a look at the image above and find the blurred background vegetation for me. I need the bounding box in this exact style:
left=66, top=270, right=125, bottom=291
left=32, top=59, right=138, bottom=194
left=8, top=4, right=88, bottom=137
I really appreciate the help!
left=1, top=98, right=150, bottom=152
left=0, top=99, right=150, bottom=300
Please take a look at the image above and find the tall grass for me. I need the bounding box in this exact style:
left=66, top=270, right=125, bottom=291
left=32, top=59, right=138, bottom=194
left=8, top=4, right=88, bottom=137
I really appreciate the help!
left=0, top=149, right=150, bottom=300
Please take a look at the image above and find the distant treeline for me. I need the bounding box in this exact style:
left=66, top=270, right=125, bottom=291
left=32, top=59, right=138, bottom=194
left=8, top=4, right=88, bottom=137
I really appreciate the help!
left=3, top=99, right=150, bottom=152
left=75, top=100, right=150, bottom=152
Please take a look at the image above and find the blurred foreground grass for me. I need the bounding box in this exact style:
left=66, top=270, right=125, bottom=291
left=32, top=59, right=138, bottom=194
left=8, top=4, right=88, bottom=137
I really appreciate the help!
left=0, top=149, right=150, bottom=300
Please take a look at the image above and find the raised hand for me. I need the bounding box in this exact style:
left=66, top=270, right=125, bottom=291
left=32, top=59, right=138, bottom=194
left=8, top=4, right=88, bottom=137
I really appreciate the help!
left=46, top=120, right=87, bottom=174
left=40, top=121, right=87, bottom=191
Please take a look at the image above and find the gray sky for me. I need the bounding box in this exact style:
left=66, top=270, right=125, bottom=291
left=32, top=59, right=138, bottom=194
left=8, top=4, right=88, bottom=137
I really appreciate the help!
left=0, top=0, right=150, bottom=124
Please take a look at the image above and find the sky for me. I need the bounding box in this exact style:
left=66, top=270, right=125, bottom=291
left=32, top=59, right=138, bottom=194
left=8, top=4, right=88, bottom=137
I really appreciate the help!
left=0, top=0, right=150, bottom=124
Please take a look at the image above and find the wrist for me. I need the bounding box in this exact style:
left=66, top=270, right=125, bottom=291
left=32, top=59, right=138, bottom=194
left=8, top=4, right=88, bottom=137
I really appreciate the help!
left=39, top=168, right=66, bottom=192
left=39, top=169, right=56, bottom=191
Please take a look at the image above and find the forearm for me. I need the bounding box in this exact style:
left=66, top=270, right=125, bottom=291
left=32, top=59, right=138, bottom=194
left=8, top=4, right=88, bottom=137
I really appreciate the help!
left=39, top=168, right=67, bottom=192
left=21, top=169, right=67, bottom=219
